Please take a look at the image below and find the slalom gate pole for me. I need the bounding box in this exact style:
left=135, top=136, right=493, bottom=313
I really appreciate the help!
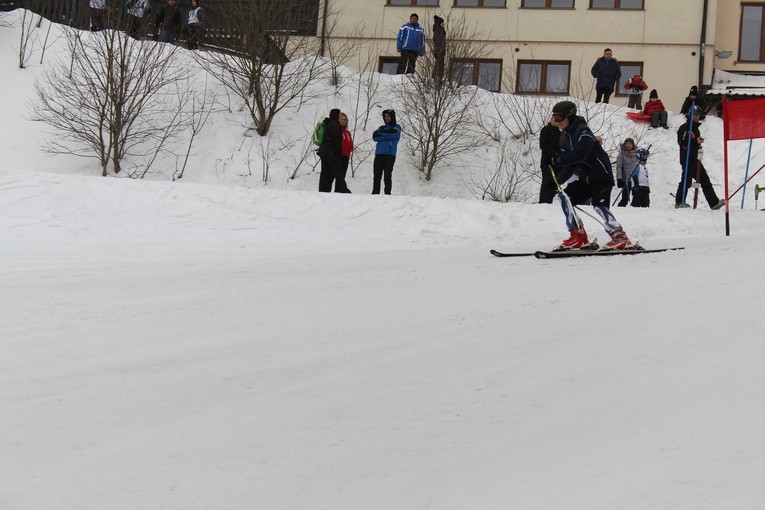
left=741, top=139, right=753, bottom=209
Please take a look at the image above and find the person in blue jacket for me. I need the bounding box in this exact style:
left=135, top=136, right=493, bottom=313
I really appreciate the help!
left=372, top=110, right=401, bottom=195
left=548, top=100, right=633, bottom=250
left=396, top=13, right=426, bottom=75
left=590, top=48, right=621, bottom=104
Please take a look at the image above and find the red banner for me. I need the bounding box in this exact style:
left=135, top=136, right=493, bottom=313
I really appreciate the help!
left=723, top=97, right=765, bottom=141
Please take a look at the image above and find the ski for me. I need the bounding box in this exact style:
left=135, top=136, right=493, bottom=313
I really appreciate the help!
left=534, top=246, right=684, bottom=259
left=490, top=243, right=599, bottom=258
left=490, top=249, right=536, bottom=257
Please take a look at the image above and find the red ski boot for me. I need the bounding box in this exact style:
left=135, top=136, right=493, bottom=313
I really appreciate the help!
left=602, top=227, right=632, bottom=250
left=558, top=227, right=590, bottom=250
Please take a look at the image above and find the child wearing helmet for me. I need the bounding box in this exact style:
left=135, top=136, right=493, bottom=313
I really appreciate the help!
left=630, top=147, right=651, bottom=207
left=548, top=100, right=633, bottom=250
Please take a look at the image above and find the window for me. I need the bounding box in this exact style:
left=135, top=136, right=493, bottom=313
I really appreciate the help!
left=388, top=0, right=439, bottom=5
left=454, top=0, right=505, bottom=6
left=590, top=0, right=643, bottom=9
left=452, top=59, right=502, bottom=91
left=517, top=60, right=570, bottom=94
left=741, top=4, right=765, bottom=62
left=379, top=57, right=400, bottom=75
left=614, top=62, right=643, bottom=97
left=522, top=0, right=574, bottom=7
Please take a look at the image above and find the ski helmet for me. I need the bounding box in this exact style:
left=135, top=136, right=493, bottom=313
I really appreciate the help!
left=551, top=100, right=577, bottom=119
left=636, top=147, right=650, bottom=162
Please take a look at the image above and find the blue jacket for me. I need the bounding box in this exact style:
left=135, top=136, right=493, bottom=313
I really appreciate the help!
left=556, top=116, right=614, bottom=185
left=373, top=110, right=401, bottom=156
left=397, top=22, right=425, bottom=56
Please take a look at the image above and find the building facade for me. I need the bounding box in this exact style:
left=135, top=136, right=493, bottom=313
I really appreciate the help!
left=320, top=0, right=727, bottom=112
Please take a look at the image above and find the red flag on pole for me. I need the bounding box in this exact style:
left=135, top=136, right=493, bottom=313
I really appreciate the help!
left=723, top=97, right=765, bottom=141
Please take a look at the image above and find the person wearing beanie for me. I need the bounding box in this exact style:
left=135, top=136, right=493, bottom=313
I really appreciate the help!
left=317, top=108, right=343, bottom=193
left=623, top=74, right=648, bottom=110
left=590, top=48, right=621, bottom=104
left=432, top=15, right=446, bottom=81
left=642, top=89, right=668, bottom=129
left=396, top=13, right=426, bottom=74
left=681, top=85, right=707, bottom=118
left=675, top=107, right=725, bottom=209
left=614, top=137, right=638, bottom=206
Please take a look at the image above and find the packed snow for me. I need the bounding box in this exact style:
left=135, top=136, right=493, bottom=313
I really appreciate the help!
left=2, top=12, right=765, bottom=510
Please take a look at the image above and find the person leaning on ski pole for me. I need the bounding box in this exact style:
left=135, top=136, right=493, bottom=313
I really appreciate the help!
left=547, top=100, right=633, bottom=250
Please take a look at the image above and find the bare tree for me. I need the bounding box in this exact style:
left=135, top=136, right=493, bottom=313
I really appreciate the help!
left=195, top=0, right=323, bottom=136
left=31, top=2, right=204, bottom=177
left=395, top=13, right=493, bottom=181
left=466, top=139, right=536, bottom=203
left=17, top=8, right=41, bottom=68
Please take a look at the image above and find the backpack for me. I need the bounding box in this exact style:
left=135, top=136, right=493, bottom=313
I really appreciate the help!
left=312, top=122, right=324, bottom=146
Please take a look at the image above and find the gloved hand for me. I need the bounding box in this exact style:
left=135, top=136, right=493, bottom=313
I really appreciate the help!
left=632, top=176, right=639, bottom=188
left=617, top=178, right=624, bottom=188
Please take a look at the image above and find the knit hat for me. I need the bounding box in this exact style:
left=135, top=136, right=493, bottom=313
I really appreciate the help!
left=624, top=137, right=635, bottom=145
left=631, top=74, right=641, bottom=85
left=689, top=86, right=698, bottom=96
left=434, top=15, right=444, bottom=24
left=649, top=89, right=658, bottom=99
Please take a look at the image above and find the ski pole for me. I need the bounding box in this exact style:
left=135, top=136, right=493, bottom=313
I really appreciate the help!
left=548, top=165, right=605, bottom=228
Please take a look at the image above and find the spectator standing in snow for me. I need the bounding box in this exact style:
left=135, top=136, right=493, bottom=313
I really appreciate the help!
left=590, top=48, right=621, bottom=104
left=675, top=107, right=725, bottom=210
left=336, top=112, right=353, bottom=193
left=126, top=0, right=150, bottom=38
left=630, top=147, right=651, bottom=207
left=89, top=0, right=105, bottom=31
left=548, top=100, right=633, bottom=250
left=538, top=120, right=560, bottom=204
left=614, top=137, right=638, bottom=207
left=186, top=0, right=202, bottom=50
left=642, top=89, right=669, bottom=129
left=623, top=74, right=648, bottom=110
left=680, top=85, right=706, bottom=119
left=372, top=110, right=401, bottom=195
left=396, top=13, right=426, bottom=75
left=317, top=108, right=344, bottom=193
left=154, top=0, right=182, bottom=43
left=432, top=15, right=446, bottom=81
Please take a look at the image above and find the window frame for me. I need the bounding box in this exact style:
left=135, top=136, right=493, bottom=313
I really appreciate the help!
left=740, top=3, right=765, bottom=62
left=386, top=0, right=440, bottom=6
left=614, top=62, right=644, bottom=97
left=451, top=58, right=503, bottom=92
left=378, top=56, right=400, bottom=75
left=515, top=59, right=571, bottom=95
left=589, top=0, right=644, bottom=9
left=453, top=0, right=507, bottom=7
left=520, top=0, right=574, bottom=8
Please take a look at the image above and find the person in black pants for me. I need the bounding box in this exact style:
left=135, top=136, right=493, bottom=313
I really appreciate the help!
left=539, top=120, right=560, bottom=203
left=675, top=107, right=725, bottom=209
left=372, top=110, right=401, bottom=195
left=316, top=109, right=343, bottom=193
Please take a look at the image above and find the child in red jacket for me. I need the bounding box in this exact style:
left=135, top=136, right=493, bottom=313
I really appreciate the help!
left=642, top=89, right=668, bottom=129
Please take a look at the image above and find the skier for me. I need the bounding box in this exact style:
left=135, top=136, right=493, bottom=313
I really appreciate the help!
left=548, top=100, right=633, bottom=250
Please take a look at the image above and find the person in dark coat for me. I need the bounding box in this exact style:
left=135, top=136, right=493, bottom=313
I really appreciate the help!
left=372, top=109, right=401, bottom=195
left=590, top=48, right=621, bottom=104
left=675, top=107, right=725, bottom=209
left=432, top=15, right=446, bottom=81
left=154, top=0, right=182, bottom=43
left=680, top=85, right=707, bottom=119
left=317, top=108, right=343, bottom=193
left=548, top=100, right=633, bottom=250
left=538, top=120, right=560, bottom=204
